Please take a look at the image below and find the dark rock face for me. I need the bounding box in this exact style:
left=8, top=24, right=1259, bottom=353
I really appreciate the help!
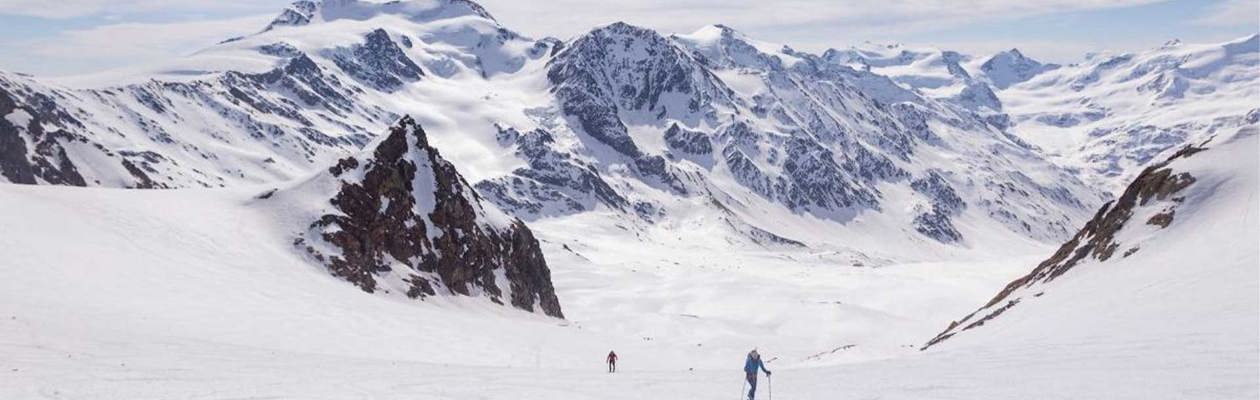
left=0, top=86, right=83, bottom=186
left=777, top=137, right=877, bottom=212
left=922, top=144, right=1205, bottom=349
left=296, top=116, right=563, bottom=318
left=0, top=79, right=154, bottom=187
left=328, top=29, right=425, bottom=91
left=911, top=171, right=965, bottom=242
left=663, top=123, right=712, bottom=155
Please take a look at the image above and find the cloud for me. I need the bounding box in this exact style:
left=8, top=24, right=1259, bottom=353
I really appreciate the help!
left=0, top=0, right=284, bottom=19
left=1, top=14, right=272, bottom=75
left=1192, top=0, right=1260, bottom=27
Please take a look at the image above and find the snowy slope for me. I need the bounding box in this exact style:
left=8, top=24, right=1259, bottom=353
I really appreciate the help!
left=1, top=140, right=1253, bottom=397
left=923, top=124, right=1258, bottom=373
left=0, top=166, right=1054, bottom=396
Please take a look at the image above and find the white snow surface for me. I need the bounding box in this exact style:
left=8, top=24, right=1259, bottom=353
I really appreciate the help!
left=1, top=132, right=1255, bottom=398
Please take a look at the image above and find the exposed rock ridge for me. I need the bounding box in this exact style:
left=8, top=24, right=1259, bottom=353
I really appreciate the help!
left=293, top=116, right=563, bottom=318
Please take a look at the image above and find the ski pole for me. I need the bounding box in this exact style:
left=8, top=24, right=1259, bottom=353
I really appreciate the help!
left=740, top=378, right=747, bottom=400
left=768, top=375, right=772, bottom=400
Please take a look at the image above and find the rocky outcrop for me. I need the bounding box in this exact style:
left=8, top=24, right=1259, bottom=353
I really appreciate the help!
left=911, top=171, right=965, bottom=242
left=291, top=116, right=563, bottom=318
left=0, top=76, right=162, bottom=188
left=663, top=123, right=713, bottom=155
left=922, top=143, right=1206, bottom=349
left=1, top=84, right=86, bottom=186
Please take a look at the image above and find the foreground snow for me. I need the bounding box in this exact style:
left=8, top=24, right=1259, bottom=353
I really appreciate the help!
left=6, top=333, right=1255, bottom=400
left=2, top=154, right=1256, bottom=398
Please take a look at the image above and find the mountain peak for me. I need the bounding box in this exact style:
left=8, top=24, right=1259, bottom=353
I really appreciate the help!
left=589, top=21, right=659, bottom=38
left=980, top=48, right=1058, bottom=89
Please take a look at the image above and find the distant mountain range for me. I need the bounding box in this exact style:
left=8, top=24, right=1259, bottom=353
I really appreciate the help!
left=2, top=0, right=1255, bottom=254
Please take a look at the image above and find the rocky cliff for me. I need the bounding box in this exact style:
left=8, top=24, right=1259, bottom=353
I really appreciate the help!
left=287, top=116, right=563, bottom=318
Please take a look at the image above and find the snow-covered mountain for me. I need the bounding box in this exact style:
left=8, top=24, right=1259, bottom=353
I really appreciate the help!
left=3, top=0, right=1253, bottom=255
left=1001, top=35, right=1260, bottom=192
left=819, top=37, right=1258, bottom=197
left=0, top=0, right=545, bottom=189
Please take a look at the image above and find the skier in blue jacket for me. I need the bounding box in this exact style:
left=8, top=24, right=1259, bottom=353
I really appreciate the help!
left=744, top=349, right=771, bottom=400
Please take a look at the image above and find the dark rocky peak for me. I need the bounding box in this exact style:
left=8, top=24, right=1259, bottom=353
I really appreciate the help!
left=264, top=0, right=497, bottom=32
left=288, top=115, right=563, bottom=318
left=325, top=28, right=425, bottom=91
left=922, top=142, right=1208, bottom=349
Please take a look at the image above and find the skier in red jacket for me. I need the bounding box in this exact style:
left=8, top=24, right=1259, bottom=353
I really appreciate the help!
left=607, top=350, right=618, bottom=373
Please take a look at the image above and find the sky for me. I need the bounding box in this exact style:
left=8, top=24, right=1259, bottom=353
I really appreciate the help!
left=0, top=0, right=1255, bottom=77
